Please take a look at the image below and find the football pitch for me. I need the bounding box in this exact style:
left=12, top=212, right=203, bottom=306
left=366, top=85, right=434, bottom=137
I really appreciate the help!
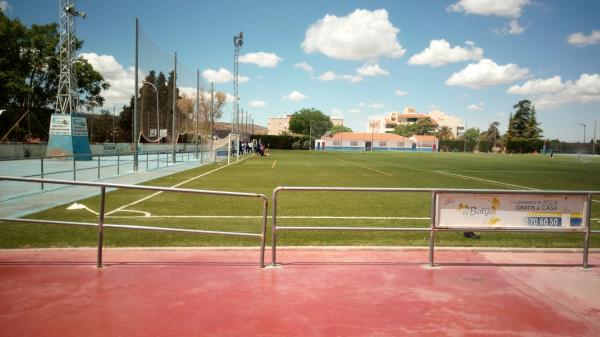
left=1, top=150, right=599, bottom=248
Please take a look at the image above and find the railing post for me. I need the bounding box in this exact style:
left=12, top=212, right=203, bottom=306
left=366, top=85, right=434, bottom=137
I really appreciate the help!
left=583, top=193, right=592, bottom=269
left=97, top=155, right=101, bottom=180
left=73, top=156, right=76, bottom=181
left=429, top=192, right=437, bottom=267
left=117, top=153, right=120, bottom=175
left=260, top=197, right=268, bottom=268
left=271, top=187, right=280, bottom=266
left=40, top=157, right=44, bottom=190
left=97, top=186, right=106, bottom=268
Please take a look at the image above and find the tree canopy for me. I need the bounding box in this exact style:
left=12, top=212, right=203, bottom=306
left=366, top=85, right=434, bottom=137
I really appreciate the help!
left=330, top=124, right=352, bottom=133
left=288, top=108, right=332, bottom=138
left=393, top=117, right=436, bottom=137
left=0, top=12, right=109, bottom=142
left=506, top=100, right=542, bottom=140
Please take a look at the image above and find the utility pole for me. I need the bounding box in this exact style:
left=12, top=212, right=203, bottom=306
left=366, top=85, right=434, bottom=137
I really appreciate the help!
left=195, top=69, right=200, bottom=159
left=112, top=106, right=115, bottom=143
left=172, top=52, right=177, bottom=164
left=133, top=17, right=139, bottom=170
left=210, top=82, right=214, bottom=140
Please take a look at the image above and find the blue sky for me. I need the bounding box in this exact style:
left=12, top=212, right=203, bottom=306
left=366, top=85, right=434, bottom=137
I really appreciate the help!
left=5, top=0, right=600, bottom=141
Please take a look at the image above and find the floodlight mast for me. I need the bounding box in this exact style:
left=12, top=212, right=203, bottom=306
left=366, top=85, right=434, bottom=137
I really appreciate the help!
left=56, top=0, right=85, bottom=114
left=233, top=32, right=243, bottom=136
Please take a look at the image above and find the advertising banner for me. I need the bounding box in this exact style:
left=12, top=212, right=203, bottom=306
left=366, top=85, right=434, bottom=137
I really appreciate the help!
left=436, top=193, right=587, bottom=230
left=71, top=116, right=88, bottom=136
left=48, top=115, right=71, bottom=136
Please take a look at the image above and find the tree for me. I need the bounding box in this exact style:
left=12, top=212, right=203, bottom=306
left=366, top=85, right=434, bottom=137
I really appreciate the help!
left=0, top=12, right=109, bottom=142
left=393, top=124, right=417, bottom=137
left=330, top=124, right=352, bottom=133
left=435, top=126, right=454, bottom=141
left=288, top=108, right=332, bottom=138
left=414, top=117, right=437, bottom=135
left=462, top=127, right=480, bottom=143
left=506, top=100, right=542, bottom=140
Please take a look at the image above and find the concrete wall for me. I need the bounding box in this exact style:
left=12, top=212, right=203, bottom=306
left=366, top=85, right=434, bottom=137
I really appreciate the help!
left=1, top=143, right=210, bottom=159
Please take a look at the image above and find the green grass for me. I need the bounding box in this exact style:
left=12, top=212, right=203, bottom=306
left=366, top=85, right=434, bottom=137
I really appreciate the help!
left=1, top=150, right=599, bottom=248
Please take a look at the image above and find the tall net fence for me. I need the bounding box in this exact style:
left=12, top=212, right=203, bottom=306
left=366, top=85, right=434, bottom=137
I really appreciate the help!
left=137, top=21, right=218, bottom=146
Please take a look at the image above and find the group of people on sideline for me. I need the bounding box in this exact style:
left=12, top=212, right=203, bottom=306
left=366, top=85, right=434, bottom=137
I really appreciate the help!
left=232, top=139, right=268, bottom=157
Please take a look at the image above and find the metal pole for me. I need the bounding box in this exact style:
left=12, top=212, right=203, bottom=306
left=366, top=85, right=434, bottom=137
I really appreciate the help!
left=195, top=69, right=200, bottom=160
left=73, top=156, right=76, bottom=181
left=112, top=106, right=115, bottom=143
left=133, top=18, right=139, bottom=172
left=260, top=198, right=268, bottom=268
left=210, top=82, right=214, bottom=140
left=583, top=194, right=592, bottom=269
left=146, top=151, right=149, bottom=171
left=40, top=157, right=44, bottom=190
left=172, top=52, right=177, bottom=164
left=236, top=134, right=240, bottom=162
left=97, top=155, right=100, bottom=180
left=117, top=153, right=120, bottom=175
left=464, top=121, right=467, bottom=153
left=429, top=192, right=436, bottom=267
left=593, top=120, right=597, bottom=157
left=97, top=186, right=106, bottom=268
left=227, top=133, right=231, bottom=165
left=271, top=188, right=279, bottom=266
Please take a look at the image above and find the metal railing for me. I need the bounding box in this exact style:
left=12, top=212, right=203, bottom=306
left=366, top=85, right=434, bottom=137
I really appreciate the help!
left=0, top=149, right=215, bottom=191
left=0, top=176, right=268, bottom=268
left=271, top=187, right=599, bottom=268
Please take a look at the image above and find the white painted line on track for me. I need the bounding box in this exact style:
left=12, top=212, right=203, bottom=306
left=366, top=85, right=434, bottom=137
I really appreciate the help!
left=106, top=155, right=255, bottom=216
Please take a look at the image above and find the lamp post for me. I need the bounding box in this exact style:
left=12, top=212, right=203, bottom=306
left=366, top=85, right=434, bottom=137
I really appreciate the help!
left=142, top=81, right=160, bottom=141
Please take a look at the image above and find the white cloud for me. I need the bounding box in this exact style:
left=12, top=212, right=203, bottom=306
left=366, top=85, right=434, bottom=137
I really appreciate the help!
left=356, top=63, right=389, bottom=76
left=0, top=1, right=9, bottom=12
left=202, top=68, right=233, bottom=83
left=447, top=0, right=530, bottom=18
left=446, top=58, right=529, bottom=89
left=359, top=102, right=385, bottom=109
left=467, top=102, right=485, bottom=110
left=567, top=30, right=600, bottom=47
left=79, top=53, right=136, bottom=108
left=318, top=71, right=337, bottom=81
left=239, top=52, right=283, bottom=68
left=349, top=108, right=361, bottom=113
left=294, top=62, right=314, bottom=73
left=239, top=76, right=250, bottom=84
left=508, top=73, right=600, bottom=109
left=507, top=20, right=525, bottom=35
left=317, top=71, right=363, bottom=83
left=302, top=9, right=405, bottom=61
left=283, top=91, right=307, bottom=101
left=249, top=100, right=267, bottom=108
left=409, top=39, right=483, bottom=67
left=507, top=76, right=564, bottom=95
left=395, top=90, right=408, bottom=96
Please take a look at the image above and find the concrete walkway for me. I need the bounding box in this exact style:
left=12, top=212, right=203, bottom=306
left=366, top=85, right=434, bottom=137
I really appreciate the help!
left=0, top=152, right=222, bottom=218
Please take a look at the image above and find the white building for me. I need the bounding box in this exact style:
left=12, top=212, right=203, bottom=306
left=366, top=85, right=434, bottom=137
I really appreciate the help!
left=366, top=106, right=464, bottom=136
left=315, top=132, right=438, bottom=152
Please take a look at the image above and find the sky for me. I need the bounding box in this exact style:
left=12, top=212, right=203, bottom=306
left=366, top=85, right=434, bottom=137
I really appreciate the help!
left=4, top=0, right=600, bottom=141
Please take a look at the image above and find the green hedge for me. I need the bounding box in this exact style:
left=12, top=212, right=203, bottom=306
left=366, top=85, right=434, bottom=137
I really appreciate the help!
left=505, top=138, right=544, bottom=153
left=250, top=135, right=310, bottom=150
left=438, top=139, right=476, bottom=152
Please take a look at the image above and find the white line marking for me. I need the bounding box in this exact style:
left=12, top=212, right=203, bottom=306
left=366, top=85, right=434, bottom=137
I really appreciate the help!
left=435, top=170, right=534, bottom=190
left=335, top=158, right=394, bottom=176
left=106, top=155, right=255, bottom=216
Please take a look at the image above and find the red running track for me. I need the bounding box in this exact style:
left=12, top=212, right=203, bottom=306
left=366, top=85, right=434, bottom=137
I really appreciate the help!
left=0, top=248, right=599, bottom=337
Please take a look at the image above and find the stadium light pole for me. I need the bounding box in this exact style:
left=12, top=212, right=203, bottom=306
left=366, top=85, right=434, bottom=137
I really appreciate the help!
left=593, top=120, right=597, bottom=157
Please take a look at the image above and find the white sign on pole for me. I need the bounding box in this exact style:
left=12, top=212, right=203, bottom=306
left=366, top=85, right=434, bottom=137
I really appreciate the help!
left=71, top=116, right=88, bottom=136
left=48, top=115, right=71, bottom=136
left=436, top=193, right=587, bottom=230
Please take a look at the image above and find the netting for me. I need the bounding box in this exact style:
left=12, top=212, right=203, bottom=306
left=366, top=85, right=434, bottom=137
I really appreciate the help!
left=137, top=21, right=212, bottom=145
